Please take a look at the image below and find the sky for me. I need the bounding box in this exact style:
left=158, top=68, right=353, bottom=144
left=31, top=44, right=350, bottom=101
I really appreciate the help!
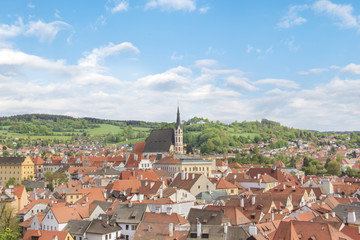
left=1, top=0, right=360, bottom=131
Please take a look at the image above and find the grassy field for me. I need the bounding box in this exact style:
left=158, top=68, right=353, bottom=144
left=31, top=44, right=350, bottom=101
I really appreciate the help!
left=86, top=124, right=123, bottom=135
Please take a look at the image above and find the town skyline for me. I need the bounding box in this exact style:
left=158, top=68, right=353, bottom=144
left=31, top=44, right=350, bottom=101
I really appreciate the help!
left=1, top=0, right=360, bottom=131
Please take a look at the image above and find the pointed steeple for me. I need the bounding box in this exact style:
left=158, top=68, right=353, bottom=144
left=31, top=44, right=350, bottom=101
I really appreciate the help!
left=176, top=106, right=181, bottom=129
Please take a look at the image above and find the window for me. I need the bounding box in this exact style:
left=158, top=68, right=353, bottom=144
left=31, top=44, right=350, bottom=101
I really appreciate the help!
left=126, top=225, right=129, bottom=230
left=131, top=225, right=136, bottom=230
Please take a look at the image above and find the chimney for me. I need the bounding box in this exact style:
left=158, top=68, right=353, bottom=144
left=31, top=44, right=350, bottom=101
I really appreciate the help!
left=271, top=211, right=274, bottom=221
left=186, top=173, right=189, bottom=180
left=348, top=210, right=356, bottom=224
left=240, top=198, right=244, bottom=208
left=166, top=207, right=173, bottom=215
left=196, top=218, right=202, bottom=238
left=251, top=196, right=256, bottom=205
left=192, top=173, right=195, bottom=179
left=324, top=213, right=329, bottom=219
left=128, top=202, right=133, bottom=208
left=249, top=223, right=258, bottom=235
left=169, top=223, right=174, bottom=237
left=181, top=171, right=185, bottom=180
left=103, top=189, right=107, bottom=199
left=150, top=182, right=155, bottom=188
left=234, top=175, right=237, bottom=179
left=331, top=212, right=336, bottom=218
left=148, top=225, right=152, bottom=232
left=86, top=196, right=89, bottom=202
left=224, top=225, right=228, bottom=234
left=159, top=188, right=163, bottom=199
left=139, top=194, right=144, bottom=203
left=283, top=184, right=286, bottom=190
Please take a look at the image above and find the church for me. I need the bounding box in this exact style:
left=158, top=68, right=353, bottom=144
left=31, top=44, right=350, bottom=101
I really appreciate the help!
left=141, top=107, right=215, bottom=177
left=142, top=107, right=184, bottom=159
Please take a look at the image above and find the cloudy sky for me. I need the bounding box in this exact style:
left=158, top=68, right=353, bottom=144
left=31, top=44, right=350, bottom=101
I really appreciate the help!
left=1, top=0, right=360, bottom=131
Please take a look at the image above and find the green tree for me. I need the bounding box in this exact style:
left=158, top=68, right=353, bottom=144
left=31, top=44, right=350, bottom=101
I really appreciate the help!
left=0, top=227, right=20, bottom=240
left=5, top=178, right=15, bottom=187
left=0, top=206, right=20, bottom=239
left=1, top=150, right=9, bottom=157
left=326, top=160, right=341, bottom=176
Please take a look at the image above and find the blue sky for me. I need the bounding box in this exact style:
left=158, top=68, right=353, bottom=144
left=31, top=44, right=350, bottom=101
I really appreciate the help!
left=1, top=0, right=360, bottom=131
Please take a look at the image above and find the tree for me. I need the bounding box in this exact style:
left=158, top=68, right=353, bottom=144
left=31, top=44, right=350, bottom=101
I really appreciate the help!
left=1, top=150, right=9, bottom=157
left=0, top=227, right=20, bottom=240
left=326, top=160, right=341, bottom=176
left=0, top=206, right=20, bottom=239
left=5, top=178, right=15, bottom=187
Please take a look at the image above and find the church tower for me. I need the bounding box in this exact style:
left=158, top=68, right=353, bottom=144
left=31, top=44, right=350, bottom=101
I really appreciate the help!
left=174, top=106, right=184, bottom=154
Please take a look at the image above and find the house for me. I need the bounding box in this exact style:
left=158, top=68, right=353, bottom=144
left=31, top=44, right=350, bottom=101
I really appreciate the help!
left=210, top=178, right=238, bottom=195
left=170, top=172, right=216, bottom=197
left=110, top=203, right=149, bottom=240
left=64, top=218, right=122, bottom=240
left=272, top=220, right=352, bottom=239
left=132, top=212, right=190, bottom=240
left=332, top=202, right=360, bottom=226
left=41, top=206, right=82, bottom=231
left=23, top=230, right=74, bottom=240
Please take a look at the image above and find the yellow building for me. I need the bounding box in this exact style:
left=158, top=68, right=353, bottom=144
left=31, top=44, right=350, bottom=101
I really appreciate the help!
left=0, top=156, right=34, bottom=186
left=154, top=154, right=215, bottom=177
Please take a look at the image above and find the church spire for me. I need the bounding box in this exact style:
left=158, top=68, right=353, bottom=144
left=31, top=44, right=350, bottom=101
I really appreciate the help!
left=174, top=106, right=183, bottom=154
left=176, top=106, right=181, bottom=129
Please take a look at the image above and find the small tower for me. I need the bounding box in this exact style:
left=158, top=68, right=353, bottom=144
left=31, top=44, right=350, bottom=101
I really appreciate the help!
left=174, top=106, right=184, bottom=154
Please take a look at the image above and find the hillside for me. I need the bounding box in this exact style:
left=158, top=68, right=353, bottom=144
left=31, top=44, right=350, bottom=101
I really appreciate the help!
left=0, top=114, right=357, bottom=154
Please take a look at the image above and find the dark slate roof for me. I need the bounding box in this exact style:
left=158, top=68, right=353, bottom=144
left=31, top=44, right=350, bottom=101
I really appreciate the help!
left=333, top=202, right=360, bottom=225
left=187, top=225, right=251, bottom=240
left=170, top=173, right=202, bottom=190
left=91, top=200, right=113, bottom=212
left=143, top=129, right=174, bottom=153
left=86, top=218, right=122, bottom=234
left=88, top=167, right=121, bottom=176
left=0, top=157, right=26, bottom=165
left=21, top=180, right=46, bottom=189
left=111, top=203, right=147, bottom=224
left=187, top=208, right=230, bottom=226
left=63, top=219, right=91, bottom=235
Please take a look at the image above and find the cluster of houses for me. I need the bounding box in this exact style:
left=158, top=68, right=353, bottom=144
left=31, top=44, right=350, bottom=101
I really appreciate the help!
left=1, top=110, right=360, bottom=239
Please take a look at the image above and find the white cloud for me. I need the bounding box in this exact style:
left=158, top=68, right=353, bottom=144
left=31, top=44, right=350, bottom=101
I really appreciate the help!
left=54, top=10, right=61, bottom=19
left=0, top=18, right=70, bottom=44
left=1, top=46, right=360, bottom=131
left=312, top=0, right=360, bottom=30
left=226, top=76, right=258, bottom=92
left=277, top=5, right=308, bottom=28
left=281, top=37, right=299, bottom=51
left=170, top=52, right=183, bottom=61
left=28, top=3, right=35, bottom=9
left=297, top=67, right=329, bottom=75
left=194, top=59, right=218, bottom=68
left=199, top=6, right=210, bottom=13
left=78, top=42, right=140, bottom=67
left=0, top=18, right=24, bottom=39
left=107, top=0, right=129, bottom=13
left=255, top=78, right=300, bottom=89
left=25, top=20, right=70, bottom=42
left=341, top=63, right=360, bottom=74
left=246, top=45, right=262, bottom=54
left=145, top=0, right=196, bottom=12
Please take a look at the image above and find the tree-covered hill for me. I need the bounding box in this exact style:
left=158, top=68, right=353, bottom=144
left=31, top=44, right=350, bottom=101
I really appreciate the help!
left=0, top=114, right=358, bottom=154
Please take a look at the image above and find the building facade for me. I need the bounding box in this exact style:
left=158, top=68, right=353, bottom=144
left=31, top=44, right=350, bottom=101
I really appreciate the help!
left=0, top=156, right=34, bottom=186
